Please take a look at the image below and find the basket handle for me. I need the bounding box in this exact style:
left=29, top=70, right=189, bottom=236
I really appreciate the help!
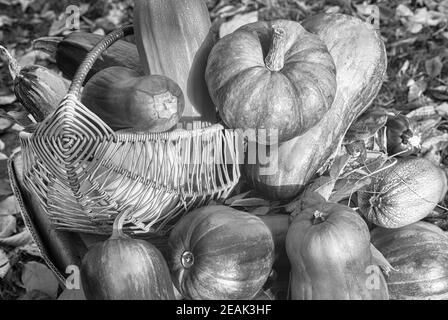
left=68, top=25, right=134, bottom=99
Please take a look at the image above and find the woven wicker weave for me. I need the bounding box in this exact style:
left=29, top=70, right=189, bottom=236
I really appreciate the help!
left=19, top=25, right=241, bottom=236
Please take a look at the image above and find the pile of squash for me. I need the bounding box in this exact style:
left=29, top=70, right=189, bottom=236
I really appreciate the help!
left=8, top=0, right=448, bottom=300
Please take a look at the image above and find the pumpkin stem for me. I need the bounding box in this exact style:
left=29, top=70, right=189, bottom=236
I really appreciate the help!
left=265, top=26, right=287, bottom=72
left=0, top=45, right=21, bottom=80
left=312, top=210, right=326, bottom=225
left=111, top=210, right=131, bottom=240
left=181, top=251, right=195, bottom=269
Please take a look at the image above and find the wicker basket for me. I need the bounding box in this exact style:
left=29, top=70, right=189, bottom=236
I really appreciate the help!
left=19, top=25, right=241, bottom=236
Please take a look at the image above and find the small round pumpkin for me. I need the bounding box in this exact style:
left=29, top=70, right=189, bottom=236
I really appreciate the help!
left=371, top=221, right=448, bottom=300
left=81, top=212, right=175, bottom=300
left=205, top=19, right=337, bottom=143
left=386, top=114, right=421, bottom=157
left=168, top=205, right=275, bottom=300
left=358, top=157, right=448, bottom=228
left=286, top=193, right=389, bottom=300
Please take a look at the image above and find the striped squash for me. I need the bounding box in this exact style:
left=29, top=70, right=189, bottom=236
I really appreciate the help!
left=168, top=206, right=275, bottom=300
left=358, top=157, right=447, bottom=228
left=371, top=221, right=448, bottom=300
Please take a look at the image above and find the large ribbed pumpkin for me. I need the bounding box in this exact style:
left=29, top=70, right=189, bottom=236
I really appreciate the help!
left=168, top=206, right=275, bottom=300
left=358, top=157, right=447, bottom=228
left=244, top=14, right=387, bottom=199
left=371, top=222, right=448, bottom=300
left=81, top=213, right=175, bottom=300
left=206, top=19, right=336, bottom=143
left=286, top=194, right=389, bottom=300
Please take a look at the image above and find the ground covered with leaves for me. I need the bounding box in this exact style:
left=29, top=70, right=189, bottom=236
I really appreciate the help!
left=0, top=0, right=447, bottom=300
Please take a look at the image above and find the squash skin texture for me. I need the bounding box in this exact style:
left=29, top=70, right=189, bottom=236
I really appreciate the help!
left=134, top=0, right=217, bottom=122
left=245, top=14, right=387, bottom=200
left=206, top=20, right=337, bottom=143
left=168, top=206, right=275, bottom=300
left=358, top=157, right=448, bottom=228
left=81, top=66, right=184, bottom=132
left=81, top=238, right=175, bottom=300
left=286, top=197, right=389, bottom=300
left=34, top=32, right=142, bottom=82
left=15, top=65, right=68, bottom=121
left=371, top=222, right=448, bottom=300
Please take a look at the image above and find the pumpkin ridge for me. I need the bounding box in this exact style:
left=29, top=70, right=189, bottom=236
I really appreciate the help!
left=189, top=221, right=232, bottom=251
left=194, top=238, right=270, bottom=259
left=387, top=275, right=448, bottom=286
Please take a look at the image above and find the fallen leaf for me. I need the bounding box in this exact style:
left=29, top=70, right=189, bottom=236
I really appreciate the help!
left=224, top=190, right=252, bottom=205
left=0, top=215, right=16, bottom=238
left=21, top=262, right=59, bottom=299
left=6, top=110, right=34, bottom=127
left=230, top=198, right=270, bottom=207
left=11, top=146, right=21, bottom=155
left=0, top=196, right=19, bottom=216
left=424, top=0, right=439, bottom=10
left=396, top=4, right=414, bottom=17
left=345, top=141, right=367, bottom=163
left=92, top=28, right=105, bottom=36
left=0, top=229, right=32, bottom=247
left=17, top=50, right=37, bottom=67
left=345, top=108, right=391, bottom=142
left=0, top=139, right=4, bottom=151
left=19, top=243, right=42, bottom=258
left=412, top=8, right=446, bottom=26
left=0, top=15, right=14, bottom=28
left=407, top=105, right=437, bottom=119
left=407, top=21, right=424, bottom=34
left=407, top=79, right=428, bottom=102
left=421, top=132, right=448, bottom=152
left=0, top=94, right=16, bottom=106
left=219, top=11, right=258, bottom=38
left=18, top=0, right=35, bottom=12
left=428, top=86, right=448, bottom=101
left=0, top=118, right=13, bottom=131
left=425, top=56, right=443, bottom=78
left=370, top=244, right=397, bottom=275
left=11, top=123, right=25, bottom=131
left=330, top=153, right=352, bottom=180
left=439, top=0, right=448, bottom=15
left=414, top=118, right=442, bottom=135
left=48, top=14, right=68, bottom=37
left=436, top=103, right=448, bottom=117
left=104, top=3, right=125, bottom=26
left=0, top=153, right=8, bottom=161
left=248, top=206, right=271, bottom=216
left=398, top=60, right=410, bottom=76
left=325, top=6, right=341, bottom=14
left=330, top=178, right=372, bottom=203
left=0, top=248, right=10, bottom=279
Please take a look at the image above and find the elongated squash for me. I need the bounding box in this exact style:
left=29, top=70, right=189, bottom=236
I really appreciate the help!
left=0, top=45, right=68, bottom=121
left=134, top=0, right=217, bottom=123
left=33, top=32, right=141, bottom=82
left=81, top=66, right=184, bottom=132
left=244, top=14, right=387, bottom=200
